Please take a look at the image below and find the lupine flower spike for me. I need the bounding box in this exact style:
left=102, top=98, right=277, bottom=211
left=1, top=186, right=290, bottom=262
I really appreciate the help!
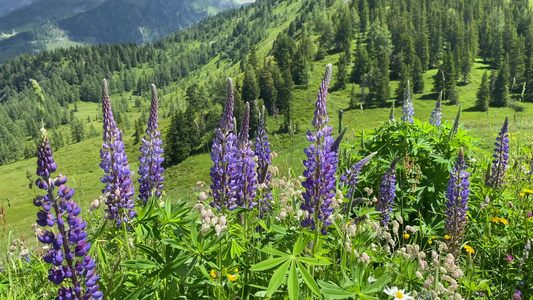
left=488, top=116, right=509, bottom=189
left=445, top=147, right=470, bottom=257
left=254, top=105, right=272, bottom=212
left=210, top=78, right=239, bottom=210
left=401, top=80, right=414, bottom=124
left=99, top=79, right=136, bottom=227
left=138, top=84, right=165, bottom=203
left=301, top=64, right=338, bottom=235
left=340, top=152, right=378, bottom=199
left=34, top=127, right=102, bottom=299
left=234, top=102, right=258, bottom=210
left=429, top=91, right=442, bottom=126
left=448, top=105, right=462, bottom=140
left=376, top=157, right=398, bottom=227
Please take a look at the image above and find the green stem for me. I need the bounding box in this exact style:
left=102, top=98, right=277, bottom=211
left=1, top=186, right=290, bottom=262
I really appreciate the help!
left=122, top=222, right=133, bottom=260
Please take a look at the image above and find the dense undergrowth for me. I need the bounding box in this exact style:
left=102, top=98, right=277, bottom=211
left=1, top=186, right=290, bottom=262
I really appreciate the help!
left=1, top=64, right=533, bottom=300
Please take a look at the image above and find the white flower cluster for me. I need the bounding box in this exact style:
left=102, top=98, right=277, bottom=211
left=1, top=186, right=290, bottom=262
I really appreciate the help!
left=193, top=202, right=227, bottom=236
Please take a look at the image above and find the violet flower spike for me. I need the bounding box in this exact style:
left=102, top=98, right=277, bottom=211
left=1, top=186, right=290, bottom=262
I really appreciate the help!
left=488, top=116, right=509, bottom=189
left=138, top=84, right=165, bottom=203
left=210, top=78, right=239, bottom=210
left=254, top=105, right=272, bottom=212
left=376, top=157, right=398, bottom=227
left=444, top=147, right=470, bottom=257
left=430, top=91, right=442, bottom=126
left=34, top=128, right=102, bottom=299
left=401, top=80, right=414, bottom=124
left=340, top=152, right=377, bottom=199
left=301, top=64, right=338, bottom=235
left=99, top=79, right=136, bottom=227
left=234, top=102, right=258, bottom=210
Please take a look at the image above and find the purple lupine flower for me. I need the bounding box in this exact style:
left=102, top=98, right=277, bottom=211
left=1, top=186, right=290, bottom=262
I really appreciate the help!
left=514, top=290, right=521, bottom=300
left=138, top=84, right=165, bottom=203
left=210, top=78, right=239, bottom=210
left=340, top=152, right=378, bottom=199
left=233, top=102, right=258, bottom=210
left=445, top=148, right=470, bottom=257
left=488, top=116, right=509, bottom=189
left=99, top=79, right=136, bottom=227
left=430, top=91, right=442, bottom=126
left=301, top=64, right=338, bottom=235
left=401, top=80, right=414, bottom=124
left=34, top=128, right=102, bottom=299
left=376, top=158, right=398, bottom=227
left=254, top=105, right=272, bottom=212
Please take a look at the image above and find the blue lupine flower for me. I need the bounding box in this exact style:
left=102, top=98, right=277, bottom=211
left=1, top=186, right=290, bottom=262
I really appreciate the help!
left=234, top=102, right=258, bottom=210
left=376, top=158, right=398, bottom=227
left=445, top=148, right=470, bottom=256
left=301, top=64, right=338, bottom=235
left=254, top=105, right=272, bottom=212
left=340, top=152, right=377, bottom=199
left=100, top=79, right=136, bottom=227
left=430, top=91, right=442, bottom=126
left=34, top=128, right=102, bottom=299
left=210, top=78, right=239, bottom=210
left=401, top=80, right=414, bottom=124
left=138, top=84, right=165, bottom=203
left=488, top=116, right=509, bottom=189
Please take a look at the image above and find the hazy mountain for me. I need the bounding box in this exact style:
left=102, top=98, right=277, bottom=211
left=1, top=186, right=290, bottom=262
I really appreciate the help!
left=0, top=0, right=34, bottom=17
left=0, top=0, right=251, bottom=62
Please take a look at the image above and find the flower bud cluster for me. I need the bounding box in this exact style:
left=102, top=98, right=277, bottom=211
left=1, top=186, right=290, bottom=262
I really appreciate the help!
left=193, top=203, right=227, bottom=236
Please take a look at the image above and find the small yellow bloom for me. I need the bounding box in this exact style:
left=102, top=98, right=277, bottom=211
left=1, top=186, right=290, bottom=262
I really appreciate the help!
left=513, top=137, right=517, bottom=141
left=464, top=245, right=475, bottom=254
left=234, top=268, right=239, bottom=273
left=525, top=189, right=533, bottom=194
left=346, top=221, right=351, bottom=225
left=404, top=233, right=410, bottom=240
left=227, top=274, right=238, bottom=281
left=491, top=216, right=500, bottom=223
left=210, top=269, right=218, bottom=279
left=500, top=218, right=509, bottom=225
left=520, top=193, right=525, bottom=197
left=428, top=240, right=433, bottom=245
left=431, top=235, right=436, bottom=239
left=445, top=235, right=451, bottom=240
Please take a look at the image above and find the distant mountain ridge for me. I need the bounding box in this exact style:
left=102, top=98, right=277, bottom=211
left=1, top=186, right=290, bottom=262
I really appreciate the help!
left=0, top=0, right=34, bottom=17
left=0, top=0, right=251, bottom=62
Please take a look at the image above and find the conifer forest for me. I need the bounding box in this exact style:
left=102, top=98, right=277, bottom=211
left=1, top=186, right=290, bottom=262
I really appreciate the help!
left=2, top=0, right=533, bottom=299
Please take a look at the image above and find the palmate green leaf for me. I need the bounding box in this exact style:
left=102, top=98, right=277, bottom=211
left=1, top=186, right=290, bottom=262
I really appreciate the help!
left=230, top=239, right=246, bottom=258
left=266, top=260, right=291, bottom=296
left=134, top=244, right=165, bottom=264
left=258, top=246, right=290, bottom=257
left=318, top=280, right=357, bottom=299
left=161, top=238, right=187, bottom=251
left=121, top=259, right=159, bottom=270
left=292, top=235, right=308, bottom=256
left=298, top=256, right=331, bottom=266
left=362, top=274, right=391, bottom=294
left=297, top=261, right=320, bottom=297
left=158, top=255, right=190, bottom=279
left=250, top=256, right=289, bottom=271
left=288, top=261, right=299, bottom=300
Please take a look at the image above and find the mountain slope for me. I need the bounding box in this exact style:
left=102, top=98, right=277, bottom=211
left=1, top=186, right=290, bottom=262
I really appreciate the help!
left=0, top=0, right=34, bottom=17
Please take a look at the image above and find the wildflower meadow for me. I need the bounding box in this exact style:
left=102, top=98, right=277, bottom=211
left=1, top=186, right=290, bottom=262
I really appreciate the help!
left=2, top=64, right=533, bottom=300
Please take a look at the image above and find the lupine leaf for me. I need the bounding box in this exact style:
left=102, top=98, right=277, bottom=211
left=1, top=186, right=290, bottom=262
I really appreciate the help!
left=287, top=261, right=299, bottom=300
left=266, top=260, right=290, bottom=296
left=297, top=261, right=320, bottom=296
left=250, top=256, right=289, bottom=271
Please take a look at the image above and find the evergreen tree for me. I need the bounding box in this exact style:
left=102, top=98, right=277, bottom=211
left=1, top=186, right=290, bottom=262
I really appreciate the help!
left=335, top=54, right=348, bottom=90
left=395, top=62, right=411, bottom=102
left=351, top=39, right=371, bottom=84
left=412, top=57, right=424, bottom=94
left=70, top=118, right=85, bottom=143
left=349, top=85, right=358, bottom=109
left=492, top=60, right=510, bottom=107
left=277, top=68, right=293, bottom=130
left=242, top=64, right=260, bottom=102
left=476, top=71, right=490, bottom=111
left=334, top=9, right=353, bottom=53
left=272, top=32, right=297, bottom=71
left=258, top=61, right=278, bottom=114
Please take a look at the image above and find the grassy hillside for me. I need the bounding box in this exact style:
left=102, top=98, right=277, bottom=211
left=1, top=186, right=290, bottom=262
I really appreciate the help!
left=1, top=0, right=532, bottom=244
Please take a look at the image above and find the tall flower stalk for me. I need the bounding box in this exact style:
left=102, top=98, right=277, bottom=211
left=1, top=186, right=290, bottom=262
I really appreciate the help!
left=445, top=148, right=470, bottom=257
left=138, top=84, right=165, bottom=203
left=100, top=79, right=136, bottom=227
left=254, top=105, right=272, bottom=212
left=401, top=80, right=414, bottom=124
left=340, top=152, right=378, bottom=199
left=301, top=64, right=338, bottom=236
left=34, top=128, right=101, bottom=299
left=234, top=102, right=258, bottom=210
left=488, top=116, right=509, bottom=189
left=210, top=78, right=239, bottom=210
left=430, top=91, right=442, bottom=126
left=376, top=158, right=398, bottom=227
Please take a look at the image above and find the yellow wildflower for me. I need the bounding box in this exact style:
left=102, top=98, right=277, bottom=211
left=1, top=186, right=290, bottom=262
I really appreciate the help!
left=520, top=193, right=525, bottom=197
left=512, top=137, right=517, bottom=141
left=445, top=235, right=451, bottom=240
left=525, top=189, right=533, bottom=194
left=464, top=245, right=475, bottom=254
left=227, top=274, right=238, bottom=281
left=210, top=269, right=218, bottom=279
left=404, top=233, right=410, bottom=240
left=428, top=240, right=433, bottom=245
left=346, top=221, right=351, bottom=225
left=500, top=218, right=509, bottom=225
left=491, top=216, right=500, bottom=223
left=234, top=268, right=239, bottom=273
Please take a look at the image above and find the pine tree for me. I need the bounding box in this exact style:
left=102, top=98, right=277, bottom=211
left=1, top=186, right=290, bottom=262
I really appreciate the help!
left=242, top=64, right=260, bottom=102
left=277, top=68, right=293, bottom=130
left=334, top=9, right=353, bottom=53
left=412, top=57, right=424, bottom=94
left=258, top=61, right=278, bottom=114
left=476, top=71, right=490, bottom=111
left=395, top=62, right=411, bottom=102
left=351, top=39, right=371, bottom=84
left=492, top=60, right=510, bottom=107
left=335, top=54, right=348, bottom=90
left=349, top=85, right=358, bottom=109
